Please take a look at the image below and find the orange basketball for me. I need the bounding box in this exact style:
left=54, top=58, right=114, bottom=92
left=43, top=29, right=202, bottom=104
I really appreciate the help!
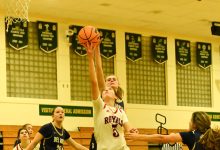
left=78, top=26, right=100, bottom=46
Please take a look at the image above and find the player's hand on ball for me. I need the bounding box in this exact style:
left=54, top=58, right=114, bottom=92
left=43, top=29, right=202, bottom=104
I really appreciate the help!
left=85, top=42, right=95, bottom=57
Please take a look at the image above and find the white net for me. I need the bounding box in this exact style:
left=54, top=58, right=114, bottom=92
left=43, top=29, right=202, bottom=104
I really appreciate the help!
left=5, top=0, right=31, bottom=32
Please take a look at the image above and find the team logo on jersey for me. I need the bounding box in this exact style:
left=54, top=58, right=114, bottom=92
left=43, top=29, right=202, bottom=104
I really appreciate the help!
left=104, top=115, right=123, bottom=137
left=104, top=116, right=123, bottom=126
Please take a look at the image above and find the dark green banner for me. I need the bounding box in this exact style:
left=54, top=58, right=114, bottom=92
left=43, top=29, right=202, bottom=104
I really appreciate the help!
left=196, top=42, right=212, bottom=69
left=69, top=25, right=87, bottom=56
left=5, top=18, right=28, bottom=50
left=39, top=104, right=93, bottom=117
left=37, top=21, right=58, bottom=53
left=99, top=28, right=116, bottom=58
left=152, top=36, right=167, bottom=64
left=207, top=112, right=220, bottom=121
left=125, top=32, right=142, bottom=61
left=175, top=39, right=191, bottom=66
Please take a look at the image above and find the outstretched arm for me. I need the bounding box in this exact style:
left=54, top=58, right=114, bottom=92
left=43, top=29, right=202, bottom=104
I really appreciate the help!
left=86, top=43, right=100, bottom=100
left=94, top=45, right=106, bottom=92
left=125, top=132, right=182, bottom=143
left=123, top=122, right=139, bottom=134
left=66, top=138, right=88, bottom=150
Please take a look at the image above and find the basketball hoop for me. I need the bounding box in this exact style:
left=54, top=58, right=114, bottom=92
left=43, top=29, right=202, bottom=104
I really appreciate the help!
left=5, top=0, right=31, bottom=32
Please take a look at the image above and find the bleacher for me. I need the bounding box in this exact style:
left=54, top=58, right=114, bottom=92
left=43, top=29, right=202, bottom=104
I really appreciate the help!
left=0, top=125, right=188, bottom=150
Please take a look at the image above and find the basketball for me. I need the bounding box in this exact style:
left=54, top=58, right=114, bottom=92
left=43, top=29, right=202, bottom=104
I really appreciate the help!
left=78, top=26, right=100, bottom=47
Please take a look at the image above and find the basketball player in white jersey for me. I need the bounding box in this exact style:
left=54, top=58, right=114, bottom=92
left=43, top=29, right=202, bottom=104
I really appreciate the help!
left=86, top=42, right=137, bottom=150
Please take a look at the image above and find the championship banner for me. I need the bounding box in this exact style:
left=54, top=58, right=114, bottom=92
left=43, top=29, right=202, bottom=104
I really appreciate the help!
left=69, top=25, right=87, bottom=56
left=196, top=42, right=212, bottom=69
left=5, top=18, right=28, bottom=50
left=175, top=39, right=191, bottom=66
left=151, top=36, right=167, bottom=64
left=98, top=28, right=116, bottom=58
left=125, top=32, right=142, bottom=61
left=37, top=21, right=58, bottom=53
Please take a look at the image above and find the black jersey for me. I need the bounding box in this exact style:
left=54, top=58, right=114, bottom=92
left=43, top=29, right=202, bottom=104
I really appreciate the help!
left=39, top=122, right=70, bottom=150
left=115, top=99, right=124, bottom=110
left=179, top=130, right=204, bottom=150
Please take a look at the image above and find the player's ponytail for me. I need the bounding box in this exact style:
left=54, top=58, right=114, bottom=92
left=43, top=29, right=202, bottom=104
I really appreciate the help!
left=115, top=86, right=124, bottom=100
left=199, top=127, right=220, bottom=150
left=192, top=111, right=220, bottom=150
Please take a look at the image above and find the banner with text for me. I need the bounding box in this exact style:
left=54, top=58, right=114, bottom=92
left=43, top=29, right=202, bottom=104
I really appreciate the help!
left=37, top=21, right=58, bottom=53
left=207, top=112, right=220, bottom=121
left=39, top=104, right=93, bottom=117
left=6, top=18, right=28, bottom=50
left=175, top=39, right=191, bottom=66
left=152, top=36, right=167, bottom=64
left=125, top=32, right=142, bottom=61
left=98, top=28, right=116, bottom=58
left=69, top=25, right=87, bottom=56
left=196, top=42, right=212, bottom=69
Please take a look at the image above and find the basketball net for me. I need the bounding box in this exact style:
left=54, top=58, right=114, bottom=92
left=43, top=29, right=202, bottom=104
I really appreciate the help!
left=5, top=0, right=31, bottom=32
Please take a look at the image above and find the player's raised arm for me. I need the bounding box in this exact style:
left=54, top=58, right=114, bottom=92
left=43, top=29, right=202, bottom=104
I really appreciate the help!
left=85, top=42, right=100, bottom=100
left=94, top=43, right=105, bottom=92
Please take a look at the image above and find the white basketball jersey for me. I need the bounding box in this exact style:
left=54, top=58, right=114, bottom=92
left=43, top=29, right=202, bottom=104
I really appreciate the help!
left=93, top=96, right=129, bottom=150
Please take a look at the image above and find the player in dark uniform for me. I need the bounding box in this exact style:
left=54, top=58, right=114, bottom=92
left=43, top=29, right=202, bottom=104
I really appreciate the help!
left=94, top=40, right=125, bottom=109
left=26, top=106, right=88, bottom=150
left=125, top=111, right=220, bottom=150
